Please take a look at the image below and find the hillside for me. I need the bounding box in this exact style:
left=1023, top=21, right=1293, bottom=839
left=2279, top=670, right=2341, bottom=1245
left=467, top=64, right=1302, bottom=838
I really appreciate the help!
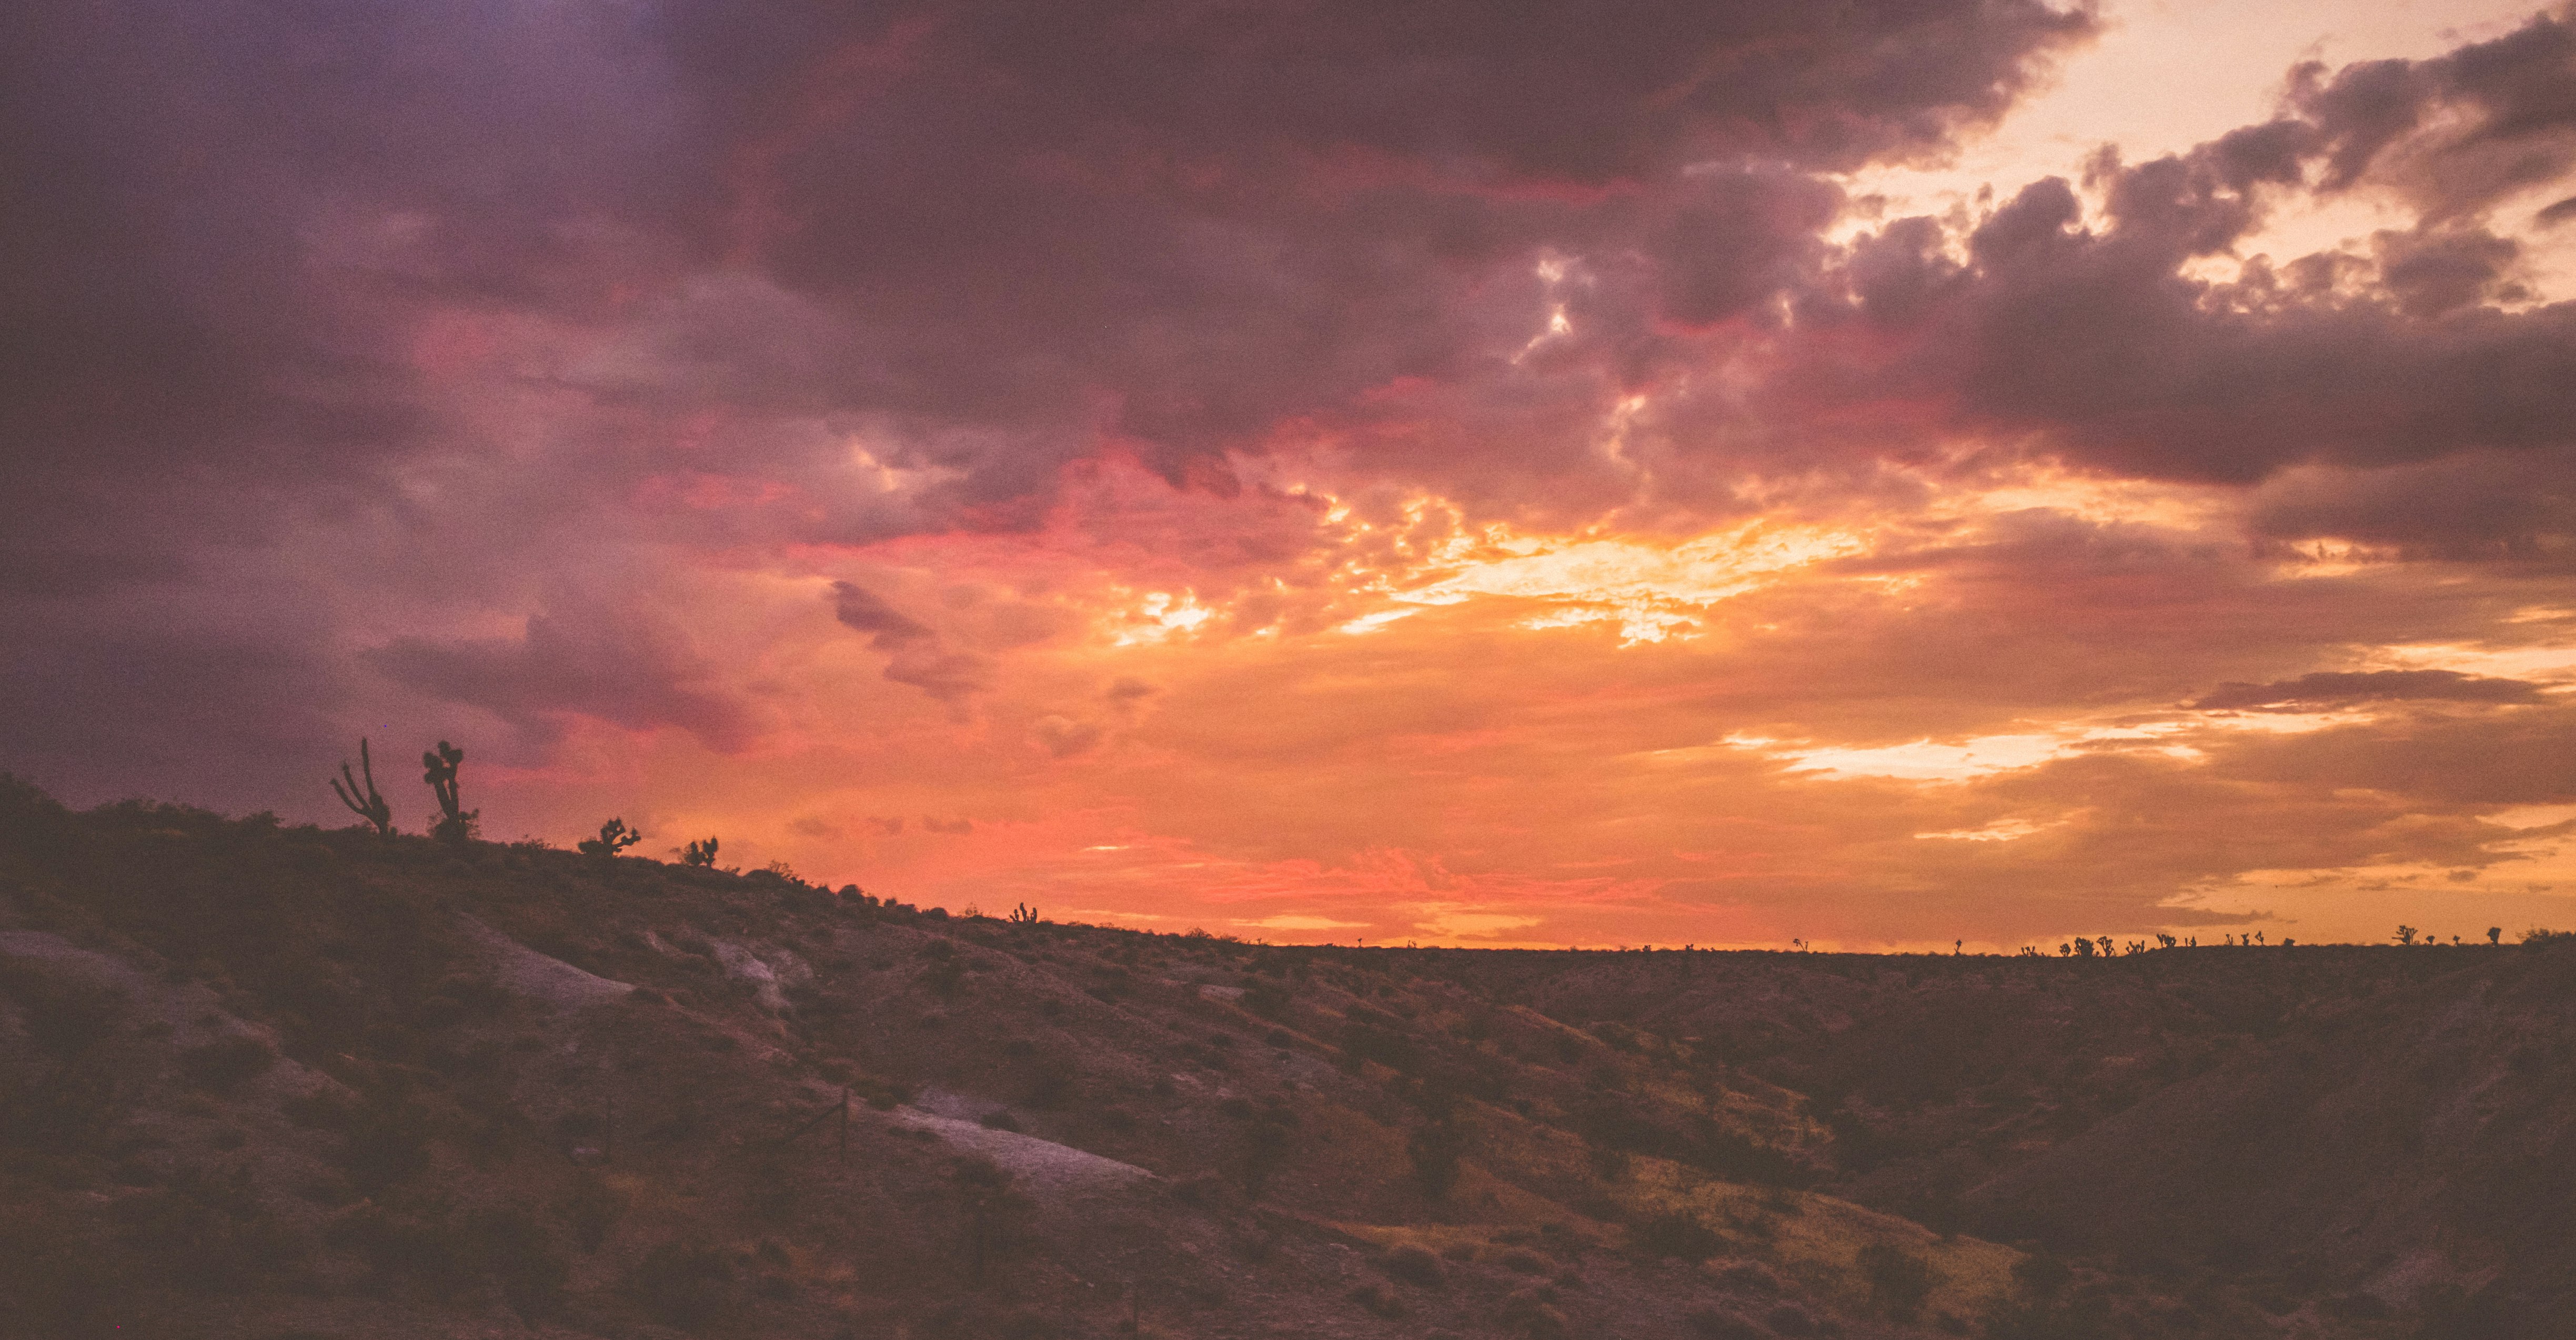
left=1, top=778, right=2569, bottom=1339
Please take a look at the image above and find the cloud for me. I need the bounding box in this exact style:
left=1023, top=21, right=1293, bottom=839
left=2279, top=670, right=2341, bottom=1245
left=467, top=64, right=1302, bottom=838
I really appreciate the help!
left=13, top=0, right=2576, bottom=953
left=830, top=580, right=992, bottom=703
left=368, top=609, right=757, bottom=751
left=2193, top=669, right=2548, bottom=711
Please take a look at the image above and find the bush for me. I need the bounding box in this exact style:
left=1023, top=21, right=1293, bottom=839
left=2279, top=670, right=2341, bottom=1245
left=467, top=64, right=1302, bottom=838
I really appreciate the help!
left=631, top=1241, right=733, bottom=1329
left=1383, top=1243, right=1445, bottom=1287
left=1500, top=1287, right=1569, bottom=1339
left=1686, top=1307, right=1768, bottom=1339
left=1408, top=1118, right=1467, bottom=1198
left=114, top=1185, right=304, bottom=1294
left=1858, top=1241, right=1936, bottom=1321
left=176, top=1036, right=277, bottom=1094
left=0, top=959, right=128, bottom=1059
left=339, top=1102, right=435, bottom=1193
left=561, top=1170, right=625, bottom=1252
left=1349, top=1282, right=1407, bottom=1318
left=1634, top=1211, right=1725, bottom=1261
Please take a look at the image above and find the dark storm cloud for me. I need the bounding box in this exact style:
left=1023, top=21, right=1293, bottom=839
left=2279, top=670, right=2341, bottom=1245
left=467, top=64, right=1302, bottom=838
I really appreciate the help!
left=1, top=0, right=2098, bottom=568
left=366, top=611, right=757, bottom=750
left=1768, top=7, right=2576, bottom=513
left=0, top=628, right=346, bottom=808
left=830, top=581, right=993, bottom=704
left=2290, top=7, right=2576, bottom=219
left=2249, top=450, right=2576, bottom=558
left=2193, top=670, right=2548, bottom=711
left=656, top=0, right=2095, bottom=493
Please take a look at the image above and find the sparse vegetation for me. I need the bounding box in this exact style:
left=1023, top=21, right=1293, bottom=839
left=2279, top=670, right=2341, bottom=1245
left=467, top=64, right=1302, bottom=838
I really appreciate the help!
left=578, top=817, right=644, bottom=857
left=3, top=775, right=2571, bottom=1339
left=329, top=737, right=395, bottom=836
left=420, top=740, right=477, bottom=843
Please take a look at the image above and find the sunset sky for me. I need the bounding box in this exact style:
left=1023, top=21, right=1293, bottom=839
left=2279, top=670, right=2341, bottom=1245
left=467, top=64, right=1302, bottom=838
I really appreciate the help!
left=8, top=0, right=2576, bottom=949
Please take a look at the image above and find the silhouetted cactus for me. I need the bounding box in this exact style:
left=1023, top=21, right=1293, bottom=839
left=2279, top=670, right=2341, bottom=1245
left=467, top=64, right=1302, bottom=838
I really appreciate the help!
left=2488, top=926, right=2503, bottom=945
left=330, top=738, right=395, bottom=836
left=1007, top=902, right=1042, bottom=926
left=420, top=741, right=477, bottom=843
left=2155, top=933, right=2178, bottom=949
left=678, top=836, right=719, bottom=867
left=2394, top=925, right=2419, bottom=946
left=578, top=818, right=642, bottom=858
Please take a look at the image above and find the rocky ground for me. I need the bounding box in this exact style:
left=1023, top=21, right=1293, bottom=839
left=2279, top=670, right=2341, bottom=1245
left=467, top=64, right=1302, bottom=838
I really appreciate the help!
left=2, top=778, right=2568, bottom=1338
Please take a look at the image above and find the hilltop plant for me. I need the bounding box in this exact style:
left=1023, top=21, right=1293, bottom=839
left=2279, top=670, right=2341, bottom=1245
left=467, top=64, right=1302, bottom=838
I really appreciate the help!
left=2394, top=925, right=2419, bottom=946
left=420, top=741, right=477, bottom=844
left=678, top=836, right=720, bottom=867
left=328, top=738, right=395, bottom=836
left=578, top=818, right=643, bottom=858
left=1007, top=902, right=1043, bottom=927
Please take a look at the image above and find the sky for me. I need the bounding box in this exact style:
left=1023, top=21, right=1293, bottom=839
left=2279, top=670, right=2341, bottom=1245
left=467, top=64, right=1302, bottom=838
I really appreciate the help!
left=7, top=0, right=2576, bottom=951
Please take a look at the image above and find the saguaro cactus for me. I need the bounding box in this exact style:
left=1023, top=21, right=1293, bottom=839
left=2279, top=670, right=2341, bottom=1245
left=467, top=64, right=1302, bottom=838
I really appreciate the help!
left=330, top=738, right=395, bottom=836
left=421, top=741, right=478, bottom=844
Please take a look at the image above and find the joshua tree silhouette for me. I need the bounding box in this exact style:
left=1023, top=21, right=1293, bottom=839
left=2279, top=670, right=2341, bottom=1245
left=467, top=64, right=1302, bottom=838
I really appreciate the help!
left=329, top=738, right=394, bottom=836
left=579, top=818, right=643, bottom=858
left=421, top=741, right=477, bottom=843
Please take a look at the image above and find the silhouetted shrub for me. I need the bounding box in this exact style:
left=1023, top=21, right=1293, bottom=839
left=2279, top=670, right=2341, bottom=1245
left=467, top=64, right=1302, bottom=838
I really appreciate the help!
left=177, top=1036, right=277, bottom=1094
left=0, top=958, right=127, bottom=1060
left=329, top=738, right=395, bottom=836
left=631, top=1241, right=734, bottom=1329
left=577, top=817, right=642, bottom=857
left=113, top=1179, right=304, bottom=1294
left=1857, top=1241, right=1936, bottom=1321
left=561, top=1169, right=625, bottom=1252
left=339, top=1102, right=435, bottom=1193
left=1500, top=1286, right=1568, bottom=1338
left=1634, top=1211, right=1725, bottom=1260
left=1716, top=1259, right=1782, bottom=1293
left=1408, top=1117, right=1467, bottom=1198
left=1349, top=1281, right=1407, bottom=1318
left=1226, top=1097, right=1297, bottom=1198
left=1344, top=1022, right=1422, bottom=1072
left=468, top=1208, right=570, bottom=1316
left=1383, top=1243, right=1445, bottom=1287
left=2012, top=1252, right=2073, bottom=1297
left=953, top=1157, right=1035, bottom=1286
left=1686, top=1306, right=1768, bottom=1339
left=420, top=741, right=478, bottom=844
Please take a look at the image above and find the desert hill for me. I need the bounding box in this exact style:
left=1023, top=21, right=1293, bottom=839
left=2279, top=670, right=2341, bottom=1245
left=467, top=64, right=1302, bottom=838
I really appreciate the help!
left=1, top=777, right=2568, bottom=1339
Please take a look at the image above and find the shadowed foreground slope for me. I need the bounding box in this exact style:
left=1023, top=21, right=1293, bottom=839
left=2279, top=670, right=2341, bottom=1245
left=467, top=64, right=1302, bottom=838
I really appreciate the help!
left=1, top=779, right=2569, bottom=1339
